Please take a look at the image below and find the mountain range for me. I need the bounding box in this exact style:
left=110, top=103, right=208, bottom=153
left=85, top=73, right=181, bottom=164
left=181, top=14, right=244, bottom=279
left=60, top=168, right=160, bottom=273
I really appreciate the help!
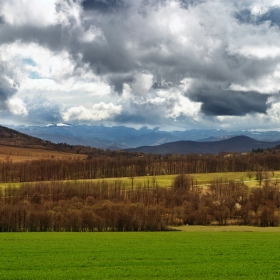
left=125, top=136, right=280, bottom=154
left=1, top=125, right=280, bottom=155
left=6, top=124, right=280, bottom=150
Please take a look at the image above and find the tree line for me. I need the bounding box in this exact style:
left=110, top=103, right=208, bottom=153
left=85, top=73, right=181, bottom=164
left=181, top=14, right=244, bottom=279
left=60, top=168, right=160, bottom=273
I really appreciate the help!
left=0, top=175, right=280, bottom=231
left=0, top=151, right=280, bottom=182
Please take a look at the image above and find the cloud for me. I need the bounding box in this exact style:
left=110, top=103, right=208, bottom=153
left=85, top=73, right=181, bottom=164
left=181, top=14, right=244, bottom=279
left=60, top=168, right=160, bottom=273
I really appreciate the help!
left=25, top=97, right=63, bottom=124
left=0, top=60, right=19, bottom=110
left=192, top=89, right=270, bottom=116
left=1, top=0, right=280, bottom=130
left=7, top=97, right=28, bottom=116
left=107, top=74, right=134, bottom=95
left=62, top=102, right=122, bottom=122
left=186, top=80, right=272, bottom=116
left=0, top=0, right=58, bottom=26
left=82, top=0, right=127, bottom=13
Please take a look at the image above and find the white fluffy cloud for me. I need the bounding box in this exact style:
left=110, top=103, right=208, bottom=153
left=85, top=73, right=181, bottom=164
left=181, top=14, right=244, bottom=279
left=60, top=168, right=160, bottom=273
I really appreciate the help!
left=7, top=97, right=28, bottom=116
left=62, top=102, right=122, bottom=122
left=0, top=0, right=57, bottom=26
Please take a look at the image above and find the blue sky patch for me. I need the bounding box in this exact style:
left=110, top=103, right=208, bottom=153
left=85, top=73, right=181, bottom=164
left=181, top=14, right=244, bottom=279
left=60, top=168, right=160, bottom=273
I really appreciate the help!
left=28, top=72, right=41, bottom=79
left=22, top=58, right=36, bottom=66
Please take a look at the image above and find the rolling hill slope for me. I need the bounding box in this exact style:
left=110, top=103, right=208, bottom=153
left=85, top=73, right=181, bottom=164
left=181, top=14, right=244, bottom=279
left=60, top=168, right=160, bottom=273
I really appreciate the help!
left=0, top=125, right=55, bottom=149
left=125, top=136, right=280, bottom=154
left=0, top=125, right=139, bottom=158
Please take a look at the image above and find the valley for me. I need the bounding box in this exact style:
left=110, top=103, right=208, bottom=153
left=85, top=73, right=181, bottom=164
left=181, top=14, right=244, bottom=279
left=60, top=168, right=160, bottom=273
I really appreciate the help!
left=0, top=125, right=280, bottom=232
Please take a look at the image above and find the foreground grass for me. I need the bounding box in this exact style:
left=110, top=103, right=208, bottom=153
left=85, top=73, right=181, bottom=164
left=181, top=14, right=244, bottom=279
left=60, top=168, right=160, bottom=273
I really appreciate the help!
left=1, top=230, right=280, bottom=279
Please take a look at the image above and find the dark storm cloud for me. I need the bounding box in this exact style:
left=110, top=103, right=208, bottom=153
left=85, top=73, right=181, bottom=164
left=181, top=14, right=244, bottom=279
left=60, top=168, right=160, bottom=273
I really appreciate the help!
left=190, top=88, right=270, bottom=116
left=0, top=86, right=16, bottom=109
left=235, top=6, right=280, bottom=27
left=1, top=0, right=280, bottom=128
left=0, top=19, right=136, bottom=76
left=0, top=25, right=66, bottom=51
left=234, top=9, right=254, bottom=24
left=259, top=7, right=280, bottom=27
left=81, top=35, right=137, bottom=74
left=0, top=0, right=266, bottom=86
left=107, top=74, right=134, bottom=94
left=82, top=0, right=127, bottom=13
left=0, top=63, right=17, bottom=109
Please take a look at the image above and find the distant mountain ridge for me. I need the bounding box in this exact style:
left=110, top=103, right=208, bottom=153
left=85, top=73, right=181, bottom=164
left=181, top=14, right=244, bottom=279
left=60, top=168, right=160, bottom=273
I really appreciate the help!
left=7, top=124, right=280, bottom=149
left=2, top=125, right=280, bottom=155
left=124, top=136, right=280, bottom=154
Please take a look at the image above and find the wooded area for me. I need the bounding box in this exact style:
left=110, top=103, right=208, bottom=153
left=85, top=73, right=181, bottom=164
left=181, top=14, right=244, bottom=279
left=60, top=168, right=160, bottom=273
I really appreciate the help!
left=1, top=150, right=280, bottom=231
left=0, top=173, right=280, bottom=231
left=0, top=151, right=279, bottom=182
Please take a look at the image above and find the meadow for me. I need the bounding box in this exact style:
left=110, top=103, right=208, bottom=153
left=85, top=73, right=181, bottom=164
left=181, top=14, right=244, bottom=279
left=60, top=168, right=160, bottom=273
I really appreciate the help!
left=88, top=170, right=280, bottom=188
left=1, top=228, right=280, bottom=279
left=2, top=170, right=278, bottom=189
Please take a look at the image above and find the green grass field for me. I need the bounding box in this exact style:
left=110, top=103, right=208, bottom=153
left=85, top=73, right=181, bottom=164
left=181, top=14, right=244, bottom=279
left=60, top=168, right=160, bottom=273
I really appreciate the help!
left=1, top=229, right=280, bottom=279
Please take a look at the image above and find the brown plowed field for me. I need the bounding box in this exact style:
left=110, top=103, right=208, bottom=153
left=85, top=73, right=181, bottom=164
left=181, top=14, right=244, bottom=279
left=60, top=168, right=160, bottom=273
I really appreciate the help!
left=0, top=145, right=87, bottom=162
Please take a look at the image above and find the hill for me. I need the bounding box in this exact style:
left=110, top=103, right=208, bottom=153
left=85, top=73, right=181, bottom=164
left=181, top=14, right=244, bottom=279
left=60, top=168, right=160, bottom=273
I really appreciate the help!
left=124, top=136, right=280, bottom=154
left=0, top=125, right=56, bottom=149
left=2, top=124, right=280, bottom=157
left=0, top=125, right=139, bottom=158
left=9, top=124, right=280, bottom=149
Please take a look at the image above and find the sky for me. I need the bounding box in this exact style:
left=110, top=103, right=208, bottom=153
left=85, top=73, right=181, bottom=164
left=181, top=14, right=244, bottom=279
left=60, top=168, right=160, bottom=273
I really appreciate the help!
left=1, top=0, right=280, bottom=131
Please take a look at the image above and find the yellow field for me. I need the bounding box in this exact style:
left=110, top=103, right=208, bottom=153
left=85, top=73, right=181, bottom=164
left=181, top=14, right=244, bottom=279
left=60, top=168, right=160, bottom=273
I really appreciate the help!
left=73, top=171, right=280, bottom=188
left=172, top=225, right=280, bottom=232
left=0, top=168, right=279, bottom=189
left=0, top=145, right=87, bottom=162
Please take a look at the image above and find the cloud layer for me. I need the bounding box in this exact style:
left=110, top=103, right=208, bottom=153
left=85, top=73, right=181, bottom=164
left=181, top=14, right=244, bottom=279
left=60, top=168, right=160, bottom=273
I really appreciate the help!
left=0, top=0, right=280, bottom=130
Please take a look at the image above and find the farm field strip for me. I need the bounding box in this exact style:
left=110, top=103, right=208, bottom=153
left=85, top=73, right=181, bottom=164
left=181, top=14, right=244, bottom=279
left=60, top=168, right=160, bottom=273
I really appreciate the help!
left=76, top=171, right=280, bottom=187
left=1, top=231, right=280, bottom=280
left=173, top=225, right=280, bottom=232
left=1, top=171, right=280, bottom=189
left=0, top=145, right=87, bottom=162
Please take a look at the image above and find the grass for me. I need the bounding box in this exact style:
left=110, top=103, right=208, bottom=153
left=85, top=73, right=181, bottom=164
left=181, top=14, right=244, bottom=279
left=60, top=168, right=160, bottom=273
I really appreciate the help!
left=85, top=171, right=280, bottom=188
left=1, top=171, right=280, bottom=189
left=1, top=230, right=280, bottom=279
left=173, top=225, right=280, bottom=232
